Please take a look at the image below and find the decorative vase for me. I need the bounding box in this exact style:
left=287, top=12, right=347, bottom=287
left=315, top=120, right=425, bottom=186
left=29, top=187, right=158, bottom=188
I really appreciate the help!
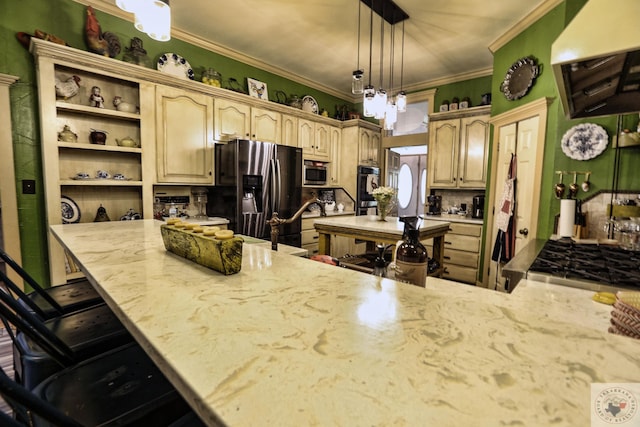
left=378, top=201, right=389, bottom=221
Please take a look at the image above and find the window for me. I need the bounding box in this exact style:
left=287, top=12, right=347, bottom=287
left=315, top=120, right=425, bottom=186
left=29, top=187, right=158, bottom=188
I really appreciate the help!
left=397, top=164, right=413, bottom=209
left=393, top=101, right=429, bottom=136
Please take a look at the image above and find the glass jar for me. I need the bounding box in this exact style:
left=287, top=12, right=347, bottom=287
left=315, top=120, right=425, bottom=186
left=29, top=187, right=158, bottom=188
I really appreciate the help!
left=202, top=68, right=222, bottom=87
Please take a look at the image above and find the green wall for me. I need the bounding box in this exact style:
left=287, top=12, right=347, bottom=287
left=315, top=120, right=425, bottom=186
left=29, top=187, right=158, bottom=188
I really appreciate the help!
left=0, top=0, right=352, bottom=286
left=491, top=0, right=640, bottom=238
left=432, top=76, right=492, bottom=111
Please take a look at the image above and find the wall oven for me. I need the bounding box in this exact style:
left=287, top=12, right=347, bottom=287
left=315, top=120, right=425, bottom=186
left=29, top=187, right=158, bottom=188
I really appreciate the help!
left=303, top=160, right=327, bottom=185
left=356, top=165, right=380, bottom=215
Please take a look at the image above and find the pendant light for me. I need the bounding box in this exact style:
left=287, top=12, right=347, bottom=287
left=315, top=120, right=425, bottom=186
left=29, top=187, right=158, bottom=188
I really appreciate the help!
left=384, top=18, right=398, bottom=130
left=374, top=8, right=387, bottom=120
left=363, top=2, right=376, bottom=118
left=352, top=1, right=364, bottom=95
left=396, top=20, right=407, bottom=113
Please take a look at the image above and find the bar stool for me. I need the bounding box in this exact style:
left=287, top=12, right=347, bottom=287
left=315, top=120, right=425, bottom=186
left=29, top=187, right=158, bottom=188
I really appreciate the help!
left=0, top=343, right=205, bottom=426
left=0, top=270, right=132, bottom=390
left=0, top=249, right=103, bottom=319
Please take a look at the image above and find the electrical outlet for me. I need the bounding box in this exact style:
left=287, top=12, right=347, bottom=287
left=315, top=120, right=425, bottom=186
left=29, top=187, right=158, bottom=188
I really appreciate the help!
left=22, top=179, right=36, bottom=194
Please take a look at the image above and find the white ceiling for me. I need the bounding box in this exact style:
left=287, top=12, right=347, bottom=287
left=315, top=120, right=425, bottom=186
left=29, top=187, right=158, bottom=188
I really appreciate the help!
left=100, top=0, right=557, bottom=100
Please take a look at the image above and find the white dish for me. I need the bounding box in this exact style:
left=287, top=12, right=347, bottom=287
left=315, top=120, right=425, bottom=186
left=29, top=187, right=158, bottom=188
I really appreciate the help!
left=561, top=123, right=608, bottom=160
left=301, top=95, right=318, bottom=114
left=61, top=196, right=80, bottom=223
left=157, top=53, right=195, bottom=80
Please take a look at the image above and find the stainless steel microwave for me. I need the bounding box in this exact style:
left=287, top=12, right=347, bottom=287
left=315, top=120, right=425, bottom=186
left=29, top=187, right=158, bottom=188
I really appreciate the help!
left=303, top=160, right=327, bottom=185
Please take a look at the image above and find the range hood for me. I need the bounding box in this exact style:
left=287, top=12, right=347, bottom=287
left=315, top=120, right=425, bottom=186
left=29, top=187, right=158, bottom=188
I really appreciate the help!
left=551, top=0, right=640, bottom=118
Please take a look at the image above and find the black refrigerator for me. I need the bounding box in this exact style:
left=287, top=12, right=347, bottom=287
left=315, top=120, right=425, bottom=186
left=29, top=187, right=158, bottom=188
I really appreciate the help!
left=208, top=139, right=302, bottom=247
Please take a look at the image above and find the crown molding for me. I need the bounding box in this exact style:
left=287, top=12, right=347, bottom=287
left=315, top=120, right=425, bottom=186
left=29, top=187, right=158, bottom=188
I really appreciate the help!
left=73, top=0, right=352, bottom=102
left=0, top=74, right=19, bottom=86
left=489, top=0, right=564, bottom=53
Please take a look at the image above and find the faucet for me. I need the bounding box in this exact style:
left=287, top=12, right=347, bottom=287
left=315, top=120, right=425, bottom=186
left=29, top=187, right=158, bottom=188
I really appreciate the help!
left=266, top=197, right=326, bottom=251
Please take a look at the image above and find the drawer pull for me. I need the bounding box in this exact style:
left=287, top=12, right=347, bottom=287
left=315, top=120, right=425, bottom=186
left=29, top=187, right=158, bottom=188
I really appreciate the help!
left=313, top=236, right=319, bottom=240
left=444, top=256, right=451, bottom=260
left=445, top=241, right=452, bottom=245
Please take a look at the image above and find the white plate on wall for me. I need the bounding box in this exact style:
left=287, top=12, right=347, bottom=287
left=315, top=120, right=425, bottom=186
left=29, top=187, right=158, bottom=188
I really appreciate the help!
left=61, top=196, right=81, bottom=223
left=157, top=53, right=195, bottom=80
left=561, top=123, right=608, bottom=160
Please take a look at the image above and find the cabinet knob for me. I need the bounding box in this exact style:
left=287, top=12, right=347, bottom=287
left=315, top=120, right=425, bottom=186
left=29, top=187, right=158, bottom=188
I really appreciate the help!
left=518, top=228, right=529, bottom=236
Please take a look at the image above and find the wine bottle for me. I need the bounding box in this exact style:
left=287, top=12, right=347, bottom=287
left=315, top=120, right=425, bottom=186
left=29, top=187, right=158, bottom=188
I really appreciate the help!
left=395, top=228, right=428, bottom=287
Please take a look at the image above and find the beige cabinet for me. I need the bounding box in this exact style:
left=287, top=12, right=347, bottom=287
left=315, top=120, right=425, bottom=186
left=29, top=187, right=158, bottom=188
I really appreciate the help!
left=340, top=121, right=382, bottom=198
left=358, top=127, right=381, bottom=166
left=251, top=106, right=281, bottom=143
left=214, top=98, right=251, bottom=140
left=156, top=85, right=214, bottom=184
left=302, top=217, right=320, bottom=257
left=328, top=125, right=341, bottom=185
left=302, top=216, right=363, bottom=259
left=281, top=114, right=298, bottom=147
left=214, top=99, right=281, bottom=143
left=425, top=222, right=482, bottom=284
left=299, top=118, right=330, bottom=160
left=31, top=39, right=154, bottom=285
left=428, top=107, right=490, bottom=189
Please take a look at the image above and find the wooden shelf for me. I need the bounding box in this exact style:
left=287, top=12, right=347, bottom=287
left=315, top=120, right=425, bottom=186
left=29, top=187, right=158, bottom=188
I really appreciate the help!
left=60, top=179, right=143, bottom=186
left=56, top=101, right=140, bottom=121
left=58, top=142, right=141, bottom=153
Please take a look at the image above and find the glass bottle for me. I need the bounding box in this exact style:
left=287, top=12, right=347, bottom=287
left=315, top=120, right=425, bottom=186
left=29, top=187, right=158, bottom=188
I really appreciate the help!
left=372, top=244, right=388, bottom=277
left=395, top=228, right=428, bottom=287
left=202, top=68, right=222, bottom=87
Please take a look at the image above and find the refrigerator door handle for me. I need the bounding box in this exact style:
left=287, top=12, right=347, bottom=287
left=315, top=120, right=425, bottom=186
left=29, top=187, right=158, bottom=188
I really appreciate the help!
left=275, top=159, right=282, bottom=213
left=270, top=159, right=278, bottom=213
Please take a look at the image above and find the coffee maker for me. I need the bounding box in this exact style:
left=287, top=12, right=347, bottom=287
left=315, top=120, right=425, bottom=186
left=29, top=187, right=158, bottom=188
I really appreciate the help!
left=472, top=195, right=485, bottom=219
left=426, top=195, right=442, bottom=215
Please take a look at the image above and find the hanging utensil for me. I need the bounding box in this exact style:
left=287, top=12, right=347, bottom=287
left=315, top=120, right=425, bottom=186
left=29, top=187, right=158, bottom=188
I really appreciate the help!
left=569, top=172, right=579, bottom=198
left=555, top=172, right=565, bottom=199
left=581, top=172, right=591, bottom=192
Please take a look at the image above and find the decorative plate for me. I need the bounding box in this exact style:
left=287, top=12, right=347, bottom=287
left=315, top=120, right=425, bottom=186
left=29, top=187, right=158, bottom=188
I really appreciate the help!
left=301, top=95, right=318, bottom=114
left=157, top=53, right=195, bottom=80
left=500, top=56, right=540, bottom=101
left=61, top=196, right=81, bottom=224
left=561, top=123, right=608, bottom=160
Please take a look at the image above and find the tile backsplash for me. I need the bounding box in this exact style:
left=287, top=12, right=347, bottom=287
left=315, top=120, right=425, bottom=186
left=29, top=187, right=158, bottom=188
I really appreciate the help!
left=574, top=191, right=640, bottom=239
left=433, top=190, right=485, bottom=213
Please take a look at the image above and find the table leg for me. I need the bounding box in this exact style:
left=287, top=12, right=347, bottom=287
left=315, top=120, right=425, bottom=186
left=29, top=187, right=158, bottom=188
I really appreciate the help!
left=431, top=235, right=445, bottom=278
left=318, top=232, right=331, bottom=255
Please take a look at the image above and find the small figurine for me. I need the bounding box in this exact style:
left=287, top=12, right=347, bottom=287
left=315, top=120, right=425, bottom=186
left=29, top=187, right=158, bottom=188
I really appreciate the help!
left=85, top=6, right=121, bottom=58
left=55, top=75, right=81, bottom=100
left=89, top=86, right=104, bottom=108
left=112, top=96, right=137, bottom=113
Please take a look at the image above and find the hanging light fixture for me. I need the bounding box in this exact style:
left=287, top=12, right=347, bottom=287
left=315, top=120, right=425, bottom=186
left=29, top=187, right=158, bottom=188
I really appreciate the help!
left=384, top=17, right=398, bottom=130
left=356, top=0, right=408, bottom=120
left=118, top=0, right=172, bottom=42
left=362, top=2, right=376, bottom=118
left=396, top=20, right=407, bottom=113
left=352, top=1, right=364, bottom=95
left=373, top=6, right=387, bottom=120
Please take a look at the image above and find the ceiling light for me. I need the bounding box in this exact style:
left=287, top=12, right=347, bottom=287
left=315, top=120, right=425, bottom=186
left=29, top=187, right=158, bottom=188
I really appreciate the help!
left=120, top=0, right=171, bottom=42
left=352, top=1, right=364, bottom=94
left=396, top=21, right=407, bottom=113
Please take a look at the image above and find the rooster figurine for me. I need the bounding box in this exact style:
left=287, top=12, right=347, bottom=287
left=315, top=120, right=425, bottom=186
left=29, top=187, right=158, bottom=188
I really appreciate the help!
left=55, top=75, right=81, bottom=100
left=85, top=6, right=121, bottom=58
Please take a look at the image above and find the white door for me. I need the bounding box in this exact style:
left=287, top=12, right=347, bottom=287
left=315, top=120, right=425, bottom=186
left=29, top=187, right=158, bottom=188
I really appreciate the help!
left=486, top=114, right=545, bottom=291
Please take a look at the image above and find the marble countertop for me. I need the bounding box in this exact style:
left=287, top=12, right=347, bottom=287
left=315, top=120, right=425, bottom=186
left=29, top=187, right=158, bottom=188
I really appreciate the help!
left=312, top=215, right=450, bottom=235
left=302, top=210, right=355, bottom=219
left=50, top=220, right=640, bottom=427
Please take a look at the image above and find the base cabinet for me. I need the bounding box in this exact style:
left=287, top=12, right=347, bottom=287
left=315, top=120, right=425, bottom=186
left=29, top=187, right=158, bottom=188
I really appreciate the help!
left=425, top=222, right=481, bottom=284
left=302, top=218, right=320, bottom=257
left=156, top=85, right=214, bottom=184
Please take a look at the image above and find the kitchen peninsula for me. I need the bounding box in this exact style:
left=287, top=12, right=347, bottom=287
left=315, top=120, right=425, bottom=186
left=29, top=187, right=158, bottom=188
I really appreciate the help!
left=50, top=220, right=640, bottom=427
left=312, top=215, right=451, bottom=276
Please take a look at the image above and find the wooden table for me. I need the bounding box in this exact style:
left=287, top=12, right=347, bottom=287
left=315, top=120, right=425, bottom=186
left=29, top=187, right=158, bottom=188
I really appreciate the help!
left=312, top=215, right=451, bottom=276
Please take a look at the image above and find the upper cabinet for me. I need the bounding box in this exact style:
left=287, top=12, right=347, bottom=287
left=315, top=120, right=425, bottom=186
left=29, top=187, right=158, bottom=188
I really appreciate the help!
left=156, top=85, right=214, bottom=184
left=214, top=98, right=281, bottom=143
left=428, top=106, right=490, bottom=189
left=328, top=125, right=342, bottom=186
left=299, top=118, right=330, bottom=160
left=358, top=127, right=381, bottom=166
left=281, top=114, right=298, bottom=147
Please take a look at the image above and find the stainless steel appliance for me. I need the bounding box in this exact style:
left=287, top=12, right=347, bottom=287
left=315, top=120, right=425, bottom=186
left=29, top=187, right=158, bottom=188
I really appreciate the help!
left=356, top=165, right=380, bottom=215
left=472, top=195, right=484, bottom=219
left=502, top=238, right=640, bottom=293
left=208, top=139, right=302, bottom=247
left=426, top=195, right=441, bottom=215
left=303, top=160, right=328, bottom=185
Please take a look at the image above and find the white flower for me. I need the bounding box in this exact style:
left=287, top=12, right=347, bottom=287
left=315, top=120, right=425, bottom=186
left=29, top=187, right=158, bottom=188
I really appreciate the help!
left=372, top=186, right=396, bottom=203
